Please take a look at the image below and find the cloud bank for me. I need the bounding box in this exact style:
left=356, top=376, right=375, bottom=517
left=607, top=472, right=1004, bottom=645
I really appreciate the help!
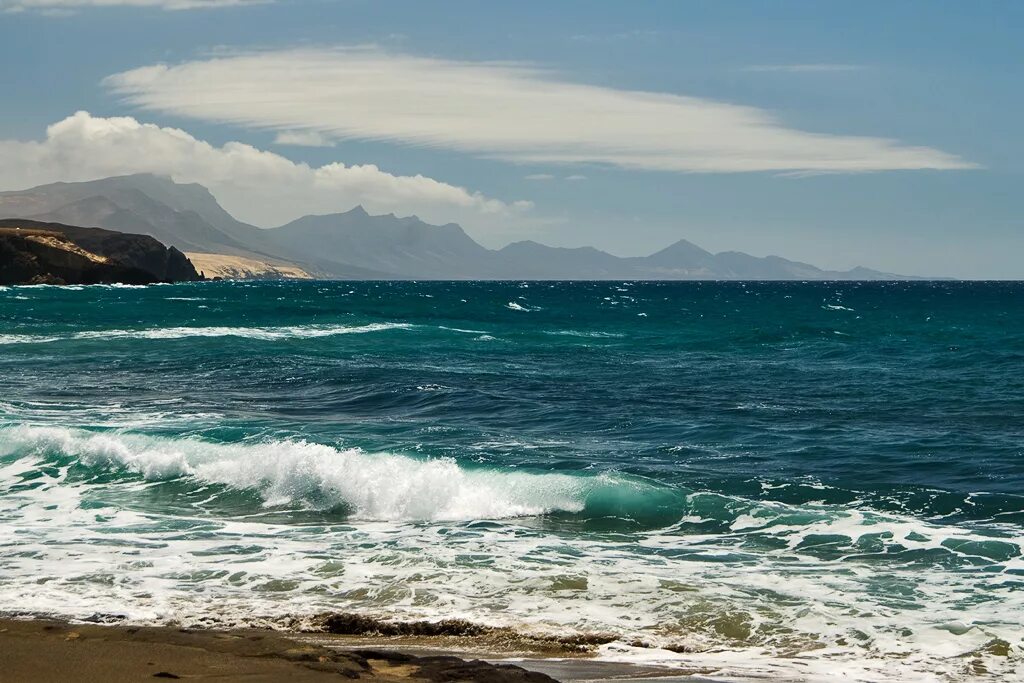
left=104, top=48, right=977, bottom=174
left=0, top=112, right=529, bottom=228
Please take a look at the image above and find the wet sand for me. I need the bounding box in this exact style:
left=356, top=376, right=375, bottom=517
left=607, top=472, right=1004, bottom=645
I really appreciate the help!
left=0, top=617, right=721, bottom=682
left=0, top=618, right=559, bottom=682
left=307, top=635, right=716, bottom=682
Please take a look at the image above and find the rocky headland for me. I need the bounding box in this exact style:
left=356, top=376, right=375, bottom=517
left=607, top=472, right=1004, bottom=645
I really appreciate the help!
left=0, top=219, right=200, bottom=286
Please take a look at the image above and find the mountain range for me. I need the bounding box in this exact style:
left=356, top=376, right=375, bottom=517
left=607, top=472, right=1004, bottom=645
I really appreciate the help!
left=0, top=174, right=916, bottom=280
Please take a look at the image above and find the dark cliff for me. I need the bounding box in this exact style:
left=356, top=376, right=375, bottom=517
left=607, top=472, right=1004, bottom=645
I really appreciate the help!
left=0, top=219, right=200, bottom=286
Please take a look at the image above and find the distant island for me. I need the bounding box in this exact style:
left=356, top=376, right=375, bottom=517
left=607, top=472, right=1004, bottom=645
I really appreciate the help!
left=0, top=174, right=921, bottom=281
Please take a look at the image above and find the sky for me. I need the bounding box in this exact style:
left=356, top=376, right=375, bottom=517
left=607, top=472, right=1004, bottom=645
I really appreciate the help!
left=0, top=0, right=1021, bottom=278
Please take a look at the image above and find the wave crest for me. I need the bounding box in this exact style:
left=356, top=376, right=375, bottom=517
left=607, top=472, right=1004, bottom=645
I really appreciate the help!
left=0, top=323, right=412, bottom=345
left=0, top=426, right=656, bottom=522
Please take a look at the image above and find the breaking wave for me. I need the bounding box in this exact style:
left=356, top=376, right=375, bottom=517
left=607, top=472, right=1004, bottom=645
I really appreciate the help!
left=0, top=425, right=663, bottom=522
left=1, top=424, right=1022, bottom=681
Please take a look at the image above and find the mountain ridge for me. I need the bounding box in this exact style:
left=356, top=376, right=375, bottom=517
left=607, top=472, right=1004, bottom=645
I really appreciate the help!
left=0, top=174, right=924, bottom=280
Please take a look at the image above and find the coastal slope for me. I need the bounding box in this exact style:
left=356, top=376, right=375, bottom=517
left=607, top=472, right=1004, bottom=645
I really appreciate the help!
left=185, top=252, right=312, bottom=280
left=0, top=219, right=200, bottom=285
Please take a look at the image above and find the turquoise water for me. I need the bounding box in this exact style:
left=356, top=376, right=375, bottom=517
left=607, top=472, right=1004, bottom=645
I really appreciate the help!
left=0, top=280, right=1021, bottom=680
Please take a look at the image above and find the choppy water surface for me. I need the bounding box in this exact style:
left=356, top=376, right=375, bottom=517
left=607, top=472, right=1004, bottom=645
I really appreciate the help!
left=0, top=280, right=1021, bottom=681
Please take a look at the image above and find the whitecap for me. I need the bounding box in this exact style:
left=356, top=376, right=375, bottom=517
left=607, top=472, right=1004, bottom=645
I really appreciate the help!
left=543, top=330, right=625, bottom=339
left=0, top=425, right=627, bottom=521
left=0, top=333, right=61, bottom=345
left=73, top=322, right=412, bottom=342
left=0, top=323, right=414, bottom=345
left=438, top=326, right=488, bottom=334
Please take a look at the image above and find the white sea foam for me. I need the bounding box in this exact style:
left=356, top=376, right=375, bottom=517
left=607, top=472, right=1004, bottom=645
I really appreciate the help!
left=8, top=282, right=169, bottom=290
left=77, top=322, right=413, bottom=341
left=0, top=333, right=61, bottom=345
left=0, top=426, right=1021, bottom=681
left=543, top=330, right=626, bottom=338
left=9, top=283, right=85, bottom=290
left=0, top=426, right=608, bottom=521
left=437, top=326, right=488, bottom=334
left=506, top=301, right=530, bottom=311
left=0, top=322, right=412, bottom=345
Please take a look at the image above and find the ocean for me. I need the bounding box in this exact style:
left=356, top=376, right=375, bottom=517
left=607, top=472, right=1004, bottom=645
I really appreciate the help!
left=0, top=280, right=1021, bottom=681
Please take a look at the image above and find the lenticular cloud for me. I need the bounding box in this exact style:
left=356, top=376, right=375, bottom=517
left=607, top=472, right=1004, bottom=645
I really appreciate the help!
left=104, top=47, right=978, bottom=174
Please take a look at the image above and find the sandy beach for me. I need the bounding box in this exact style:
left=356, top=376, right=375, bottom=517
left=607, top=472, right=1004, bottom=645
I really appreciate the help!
left=0, top=618, right=565, bottom=682
left=0, top=617, right=719, bottom=682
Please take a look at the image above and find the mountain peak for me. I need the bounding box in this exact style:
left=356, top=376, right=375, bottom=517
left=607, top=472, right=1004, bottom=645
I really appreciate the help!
left=644, top=237, right=715, bottom=269
left=655, top=238, right=713, bottom=256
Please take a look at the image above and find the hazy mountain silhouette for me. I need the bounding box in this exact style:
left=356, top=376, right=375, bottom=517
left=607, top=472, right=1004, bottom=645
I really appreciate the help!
left=0, top=176, right=263, bottom=258
left=264, top=208, right=499, bottom=279
left=0, top=175, right=919, bottom=280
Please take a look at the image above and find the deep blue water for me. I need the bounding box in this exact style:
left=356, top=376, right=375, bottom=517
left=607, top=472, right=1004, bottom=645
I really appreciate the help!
left=0, top=280, right=1021, bottom=680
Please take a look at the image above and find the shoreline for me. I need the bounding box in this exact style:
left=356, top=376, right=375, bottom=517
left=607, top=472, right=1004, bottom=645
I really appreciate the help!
left=0, top=617, right=713, bottom=683
left=0, top=617, right=561, bottom=682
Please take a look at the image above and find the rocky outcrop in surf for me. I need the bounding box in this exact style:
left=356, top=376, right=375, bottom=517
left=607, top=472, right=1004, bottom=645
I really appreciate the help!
left=0, top=218, right=200, bottom=285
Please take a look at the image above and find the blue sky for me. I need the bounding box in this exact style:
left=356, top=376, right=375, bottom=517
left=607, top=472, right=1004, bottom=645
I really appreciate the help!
left=1, top=0, right=1021, bottom=277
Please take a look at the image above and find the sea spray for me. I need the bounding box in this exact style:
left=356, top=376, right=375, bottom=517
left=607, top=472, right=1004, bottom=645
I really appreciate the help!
left=0, top=425, right=671, bottom=522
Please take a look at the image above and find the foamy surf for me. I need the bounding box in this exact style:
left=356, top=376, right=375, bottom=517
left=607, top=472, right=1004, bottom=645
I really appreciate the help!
left=0, top=322, right=413, bottom=345
left=0, top=425, right=650, bottom=521
left=2, top=280, right=1023, bottom=682
left=1, top=424, right=1021, bottom=680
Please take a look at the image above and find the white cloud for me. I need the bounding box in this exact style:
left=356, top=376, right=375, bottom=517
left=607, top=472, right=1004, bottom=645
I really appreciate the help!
left=1, top=0, right=267, bottom=11
left=565, top=174, right=587, bottom=181
left=0, top=112, right=530, bottom=228
left=104, top=48, right=977, bottom=174
left=273, top=130, right=336, bottom=147
left=742, top=64, right=865, bottom=73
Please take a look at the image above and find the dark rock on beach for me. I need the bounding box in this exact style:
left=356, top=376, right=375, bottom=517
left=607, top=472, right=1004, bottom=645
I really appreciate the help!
left=352, top=649, right=558, bottom=682
left=0, top=218, right=200, bottom=286
left=314, top=612, right=618, bottom=654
